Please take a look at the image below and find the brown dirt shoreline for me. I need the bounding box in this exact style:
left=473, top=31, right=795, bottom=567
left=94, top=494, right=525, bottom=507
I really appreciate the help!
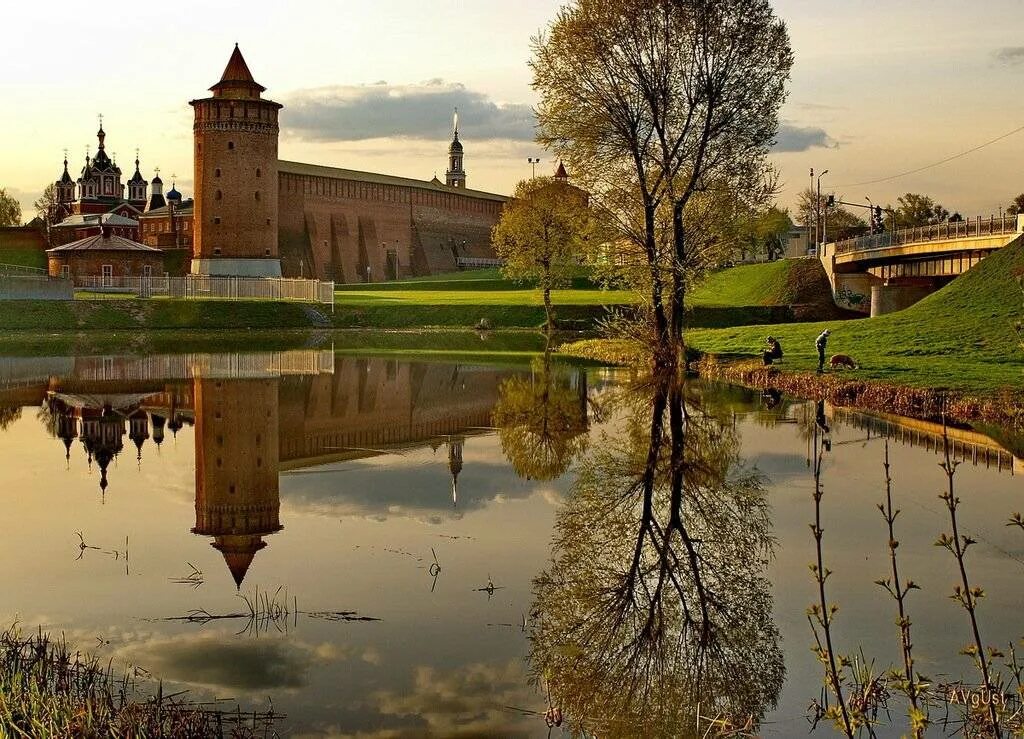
left=693, top=356, right=1024, bottom=429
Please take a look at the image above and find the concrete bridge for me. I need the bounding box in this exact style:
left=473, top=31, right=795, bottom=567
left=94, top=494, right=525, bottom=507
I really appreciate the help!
left=819, top=214, right=1023, bottom=315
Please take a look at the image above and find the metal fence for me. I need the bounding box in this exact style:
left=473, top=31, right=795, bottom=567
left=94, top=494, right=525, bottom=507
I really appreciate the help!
left=73, top=275, right=335, bottom=308
left=834, top=214, right=1023, bottom=256
left=0, top=262, right=49, bottom=276
left=455, top=257, right=504, bottom=268
left=68, top=351, right=336, bottom=382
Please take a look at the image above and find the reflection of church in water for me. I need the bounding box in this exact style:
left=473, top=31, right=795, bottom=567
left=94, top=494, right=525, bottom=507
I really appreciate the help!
left=37, top=355, right=584, bottom=589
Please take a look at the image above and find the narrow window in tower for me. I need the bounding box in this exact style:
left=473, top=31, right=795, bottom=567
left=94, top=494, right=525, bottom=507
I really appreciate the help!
left=215, top=168, right=221, bottom=177
left=256, top=167, right=261, bottom=177
left=214, top=248, right=222, bottom=255
left=254, top=191, right=260, bottom=201
left=215, top=190, right=222, bottom=201
left=228, top=141, right=234, bottom=150
left=214, top=217, right=221, bottom=225
left=266, top=218, right=271, bottom=226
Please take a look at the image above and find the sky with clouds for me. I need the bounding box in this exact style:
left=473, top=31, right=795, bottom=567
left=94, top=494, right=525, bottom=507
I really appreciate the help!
left=2, top=0, right=1024, bottom=222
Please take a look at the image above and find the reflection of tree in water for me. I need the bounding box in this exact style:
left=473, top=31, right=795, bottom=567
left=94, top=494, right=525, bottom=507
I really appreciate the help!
left=492, top=348, right=589, bottom=481
left=528, top=372, right=783, bottom=737
left=0, top=405, right=21, bottom=431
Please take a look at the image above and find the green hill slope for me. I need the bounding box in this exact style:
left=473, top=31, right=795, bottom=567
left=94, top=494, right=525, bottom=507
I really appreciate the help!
left=688, top=239, right=1024, bottom=392
left=685, top=257, right=852, bottom=327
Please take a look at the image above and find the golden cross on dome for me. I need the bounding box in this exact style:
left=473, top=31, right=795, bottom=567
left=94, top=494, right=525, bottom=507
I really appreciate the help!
left=98, top=113, right=103, bottom=128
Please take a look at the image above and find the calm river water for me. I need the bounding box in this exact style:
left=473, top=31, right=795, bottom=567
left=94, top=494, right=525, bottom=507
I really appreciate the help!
left=0, top=350, right=1020, bottom=737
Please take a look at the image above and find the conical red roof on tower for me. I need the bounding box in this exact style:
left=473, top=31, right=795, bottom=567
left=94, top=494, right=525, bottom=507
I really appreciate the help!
left=210, top=44, right=266, bottom=94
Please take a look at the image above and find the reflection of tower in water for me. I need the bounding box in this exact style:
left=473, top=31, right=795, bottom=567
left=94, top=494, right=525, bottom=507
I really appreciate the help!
left=447, top=435, right=464, bottom=508
left=80, top=406, right=125, bottom=494
left=192, top=378, right=282, bottom=589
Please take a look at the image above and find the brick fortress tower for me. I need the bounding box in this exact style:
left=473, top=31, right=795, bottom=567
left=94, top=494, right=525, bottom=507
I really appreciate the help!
left=190, top=45, right=283, bottom=277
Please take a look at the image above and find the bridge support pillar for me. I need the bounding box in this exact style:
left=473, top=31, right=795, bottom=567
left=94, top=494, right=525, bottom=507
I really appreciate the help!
left=870, top=282, right=936, bottom=316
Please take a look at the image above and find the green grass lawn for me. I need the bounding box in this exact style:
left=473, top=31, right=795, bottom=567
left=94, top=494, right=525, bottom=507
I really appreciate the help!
left=333, top=287, right=638, bottom=306
left=689, top=259, right=798, bottom=306
left=687, top=240, right=1024, bottom=393
left=0, top=248, right=47, bottom=270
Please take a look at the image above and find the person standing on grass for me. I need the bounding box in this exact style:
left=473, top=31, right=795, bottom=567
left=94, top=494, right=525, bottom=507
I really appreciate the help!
left=815, top=329, right=831, bottom=373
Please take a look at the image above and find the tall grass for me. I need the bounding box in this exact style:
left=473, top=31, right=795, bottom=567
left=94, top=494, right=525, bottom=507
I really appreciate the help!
left=0, top=627, right=281, bottom=738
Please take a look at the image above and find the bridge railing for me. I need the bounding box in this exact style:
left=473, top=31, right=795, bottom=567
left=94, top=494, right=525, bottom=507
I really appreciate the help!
left=833, top=213, right=1023, bottom=256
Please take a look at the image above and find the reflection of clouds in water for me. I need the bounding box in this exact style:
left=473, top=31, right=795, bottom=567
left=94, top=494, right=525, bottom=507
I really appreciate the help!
left=296, top=660, right=536, bottom=738
left=281, top=460, right=548, bottom=524
left=746, top=452, right=811, bottom=483
left=114, top=632, right=350, bottom=693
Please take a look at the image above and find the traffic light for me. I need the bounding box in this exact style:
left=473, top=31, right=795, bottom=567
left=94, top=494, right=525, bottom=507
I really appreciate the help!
left=826, top=194, right=835, bottom=207
left=873, top=206, right=884, bottom=234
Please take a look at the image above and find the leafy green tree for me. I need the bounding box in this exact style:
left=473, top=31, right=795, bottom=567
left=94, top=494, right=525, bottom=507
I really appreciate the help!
left=34, top=184, right=59, bottom=226
left=492, top=177, right=591, bottom=331
left=888, top=192, right=950, bottom=228
left=757, top=206, right=793, bottom=260
left=1006, top=193, right=1024, bottom=217
left=0, top=189, right=21, bottom=227
left=532, top=0, right=793, bottom=363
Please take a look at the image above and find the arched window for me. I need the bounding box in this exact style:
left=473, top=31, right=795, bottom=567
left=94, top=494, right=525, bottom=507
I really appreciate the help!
left=254, top=191, right=260, bottom=201
left=215, top=168, right=221, bottom=177
left=227, top=141, right=234, bottom=150
left=215, top=190, right=222, bottom=200
left=256, top=168, right=261, bottom=177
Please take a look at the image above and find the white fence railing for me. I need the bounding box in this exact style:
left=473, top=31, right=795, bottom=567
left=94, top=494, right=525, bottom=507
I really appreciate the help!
left=73, top=275, right=335, bottom=308
left=456, top=257, right=504, bottom=268
left=67, top=351, right=336, bottom=382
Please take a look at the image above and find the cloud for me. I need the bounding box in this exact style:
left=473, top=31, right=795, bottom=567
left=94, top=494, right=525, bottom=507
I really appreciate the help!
left=994, top=46, right=1024, bottom=65
left=114, top=632, right=344, bottom=693
left=774, top=122, right=835, bottom=152
left=281, top=81, right=536, bottom=143
left=281, top=458, right=542, bottom=524
left=364, top=660, right=536, bottom=738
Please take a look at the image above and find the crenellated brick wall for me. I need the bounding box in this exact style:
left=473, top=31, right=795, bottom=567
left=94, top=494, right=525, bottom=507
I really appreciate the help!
left=277, top=165, right=505, bottom=282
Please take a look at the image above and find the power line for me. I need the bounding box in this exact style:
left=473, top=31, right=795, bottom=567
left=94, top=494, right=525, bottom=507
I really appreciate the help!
left=834, top=121, right=1024, bottom=188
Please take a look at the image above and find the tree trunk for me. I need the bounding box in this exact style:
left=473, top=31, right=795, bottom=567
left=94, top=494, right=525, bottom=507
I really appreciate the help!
left=670, top=200, right=686, bottom=366
left=645, top=203, right=671, bottom=365
left=542, top=262, right=555, bottom=333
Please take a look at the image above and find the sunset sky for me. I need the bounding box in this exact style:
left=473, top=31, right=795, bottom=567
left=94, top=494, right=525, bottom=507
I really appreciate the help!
left=3, top=0, right=1024, bottom=222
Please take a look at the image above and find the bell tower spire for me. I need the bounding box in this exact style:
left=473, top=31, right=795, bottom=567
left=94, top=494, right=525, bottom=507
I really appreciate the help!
left=445, top=108, right=466, bottom=189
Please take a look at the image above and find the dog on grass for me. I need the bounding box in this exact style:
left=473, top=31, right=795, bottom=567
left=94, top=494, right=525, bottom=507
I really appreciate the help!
left=829, top=353, right=858, bottom=370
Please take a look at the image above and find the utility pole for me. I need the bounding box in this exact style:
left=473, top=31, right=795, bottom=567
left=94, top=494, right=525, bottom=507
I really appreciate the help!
left=816, top=170, right=829, bottom=246
left=809, top=168, right=815, bottom=247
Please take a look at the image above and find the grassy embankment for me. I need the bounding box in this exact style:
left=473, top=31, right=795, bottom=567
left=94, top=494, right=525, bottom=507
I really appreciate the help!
left=568, top=242, right=1024, bottom=421
left=0, top=246, right=47, bottom=270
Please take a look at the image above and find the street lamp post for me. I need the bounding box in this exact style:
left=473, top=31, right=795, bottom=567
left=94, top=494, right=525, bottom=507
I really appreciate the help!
left=527, top=157, right=540, bottom=178
left=816, top=169, right=829, bottom=246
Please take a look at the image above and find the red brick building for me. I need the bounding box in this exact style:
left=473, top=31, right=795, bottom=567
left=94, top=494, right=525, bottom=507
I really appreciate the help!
left=47, top=227, right=163, bottom=282
left=185, top=46, right=508, bottom=282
